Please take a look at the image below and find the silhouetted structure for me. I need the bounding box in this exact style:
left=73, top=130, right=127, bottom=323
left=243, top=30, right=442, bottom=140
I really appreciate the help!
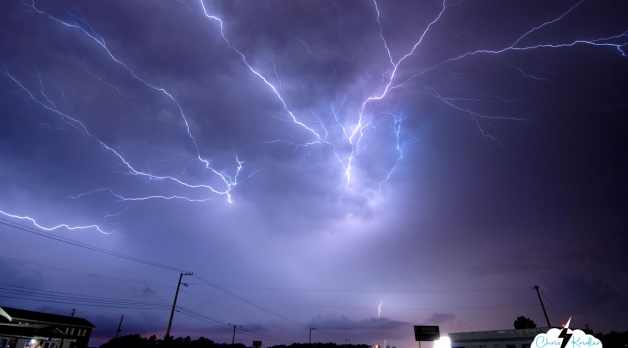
left=0, top=306, right=95, bottom=348
left=450, top=328, right=549, bottom=348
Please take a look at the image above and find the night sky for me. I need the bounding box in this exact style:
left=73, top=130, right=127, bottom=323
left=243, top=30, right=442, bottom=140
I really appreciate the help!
left=1, top=1, right=627, bottom=347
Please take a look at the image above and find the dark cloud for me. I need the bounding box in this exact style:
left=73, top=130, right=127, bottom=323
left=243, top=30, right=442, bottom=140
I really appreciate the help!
left=310, top=315, right=411, bottom=341
left=1, top=0, right=627, bottom=346
left=424, top=313, right=457, bottom=326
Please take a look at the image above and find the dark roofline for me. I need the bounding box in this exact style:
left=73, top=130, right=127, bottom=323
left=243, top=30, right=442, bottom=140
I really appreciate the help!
left=0, top=306, right=95, bottom=329
left=0, top=323, right=72, bottom=339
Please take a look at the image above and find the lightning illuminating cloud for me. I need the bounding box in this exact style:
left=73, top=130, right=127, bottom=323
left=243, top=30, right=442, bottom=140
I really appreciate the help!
left=1, top=0, right=626, bottom=233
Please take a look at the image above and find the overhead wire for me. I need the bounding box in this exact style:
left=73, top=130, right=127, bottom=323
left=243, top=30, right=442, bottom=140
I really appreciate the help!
left=182, top=287, right=538, bottom=311
left=0, top=255, right=172, bottom=289
left=193, top=284, right=532, bottom=294
left=176, top=306, right=295, bottom=345
left=541, top=291, right=566, bottom=325
left=1, top=214, right=547, bottom=340
left=193, top=274, right=308, bottom=328
left=0, top=217, right=189, bottom=273
left=0, top=283, right=170, bottom=310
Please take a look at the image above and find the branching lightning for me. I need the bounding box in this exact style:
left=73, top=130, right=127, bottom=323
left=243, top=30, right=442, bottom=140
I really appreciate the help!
left=1, top=0, right=626, bottom=233
left=0, top=210, right=109, bottom=235
left=1, top=61, right=243, bottom=197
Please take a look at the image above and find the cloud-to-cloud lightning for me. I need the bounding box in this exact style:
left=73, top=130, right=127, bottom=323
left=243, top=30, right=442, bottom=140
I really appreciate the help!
left=1, top=0, right=626, bottom=234
left=0, top=210, right=109, bottom=235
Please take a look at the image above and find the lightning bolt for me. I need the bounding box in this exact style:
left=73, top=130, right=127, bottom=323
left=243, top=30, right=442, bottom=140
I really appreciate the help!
left=2, top=0, right=626, bottom=232
left=197, top=0, right=433, bottom=189
left=0, top=210, right=109, bottom=235
left=380, top=113, right=415, bottom=191
left=18, top=1, right=246, bottom=202
left=195, top=0, right=628, bottom=194
left=558, top=318, right=573, bottom=348
left=1, top=62, right=243, bottom=201
left=0, top=1, right=264, bottom=232
left=378, top=301, right=383, bottom=318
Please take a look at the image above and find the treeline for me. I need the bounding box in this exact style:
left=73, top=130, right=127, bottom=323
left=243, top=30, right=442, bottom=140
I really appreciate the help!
left=99, top=335, right=371, bottom=348
left=595, top=331, right=628, bottom=348
left=99, top=335, right=245, bottom=348
left=273, top=344, right=371, bottom=348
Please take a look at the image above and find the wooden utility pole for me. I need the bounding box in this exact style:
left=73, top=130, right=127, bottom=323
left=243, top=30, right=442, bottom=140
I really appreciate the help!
left=229, top=323, right=241, bottom=344
left=165, top=272, right=193, bottom=340
left=115, top=314, right=124, bottom=338
left=534, top=285, right=551, bottom=327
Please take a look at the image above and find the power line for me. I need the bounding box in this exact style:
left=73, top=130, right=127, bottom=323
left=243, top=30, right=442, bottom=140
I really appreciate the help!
left=191, top=284, right=532, bottom=294
left=0, top=216, right=188, bottom=273
left=1, top=215, right=302, bottom=338
left=0, top=283, right=170, bottom=310
left=181, top=290, right=256, bottom=321
left=182, top=288, right=538, bottom=311
left=193, top=274, right=307, bottom=328
left=176, top=306, right=231, bottom=328
left=1, top=217, right=299, bottom=332
left=176, top=306, right=294, bottom=345
left=541, top=291, right=566, bottom=324
left=0, top=255, right=172, bottom=289
left=1, top=214, right=538, bottom=339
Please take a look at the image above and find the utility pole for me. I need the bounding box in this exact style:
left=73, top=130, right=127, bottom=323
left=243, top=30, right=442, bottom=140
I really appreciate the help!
left=165, top=272, right=193, bottom=340
left=309, top=327, right=317, bottom=345
left=228, top=323, right=242, bottom=344
left=534, top=285, right=551, bottom=327
left=115, top=314, right=124, bottom=338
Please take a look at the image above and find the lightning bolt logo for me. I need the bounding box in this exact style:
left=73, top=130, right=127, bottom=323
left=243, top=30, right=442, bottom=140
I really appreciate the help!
left=558, top=318, right=573, bottom=348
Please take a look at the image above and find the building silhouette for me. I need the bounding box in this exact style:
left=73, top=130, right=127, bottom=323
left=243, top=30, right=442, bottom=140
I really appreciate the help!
left=0, top=306, right=95, bottom=348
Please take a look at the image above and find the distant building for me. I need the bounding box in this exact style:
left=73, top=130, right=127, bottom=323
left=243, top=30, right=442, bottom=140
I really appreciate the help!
left=449, top=328, right=550, bottom=348
left=0, top=306, right=95, bottom=348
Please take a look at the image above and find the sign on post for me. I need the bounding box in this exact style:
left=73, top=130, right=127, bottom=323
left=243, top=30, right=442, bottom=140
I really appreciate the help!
left=414, top=326, right=440, bottom=341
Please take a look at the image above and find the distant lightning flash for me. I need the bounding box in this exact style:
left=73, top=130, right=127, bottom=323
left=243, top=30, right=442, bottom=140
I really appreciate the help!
left=378, top=301, right=383, bottom=318
left=2, top=0, right=626, bottom=232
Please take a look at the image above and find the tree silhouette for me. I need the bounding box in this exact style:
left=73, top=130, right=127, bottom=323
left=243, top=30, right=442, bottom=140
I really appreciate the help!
left=514, top=316, right=537, bottom=329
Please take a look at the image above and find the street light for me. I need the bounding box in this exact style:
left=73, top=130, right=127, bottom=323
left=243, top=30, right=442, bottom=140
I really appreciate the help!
left=309, top=328, right=317, bottom=344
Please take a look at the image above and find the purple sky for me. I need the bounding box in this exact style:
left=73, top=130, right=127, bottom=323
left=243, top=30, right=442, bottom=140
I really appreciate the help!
left=1, top=1, right=627, bottom=347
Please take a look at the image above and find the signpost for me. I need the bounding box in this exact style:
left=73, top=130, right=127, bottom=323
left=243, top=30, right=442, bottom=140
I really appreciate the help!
left=414, top=326, right=440, bottom=348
